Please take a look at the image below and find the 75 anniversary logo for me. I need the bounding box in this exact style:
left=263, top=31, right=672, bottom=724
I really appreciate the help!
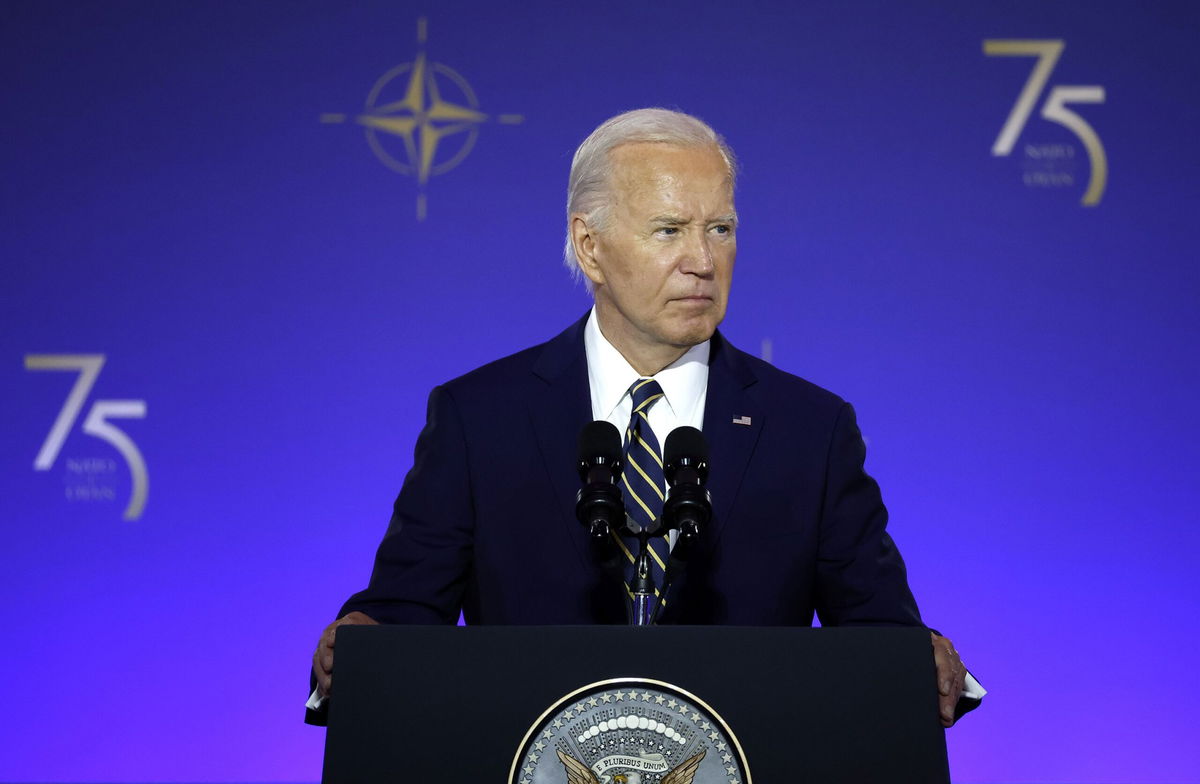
left=984, top=39, right=1107, bottom=206
left=24, top=354, right=148, bottom=521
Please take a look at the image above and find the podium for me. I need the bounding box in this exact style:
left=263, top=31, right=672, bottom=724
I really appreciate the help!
left=322, top=625, right=949, bottom=783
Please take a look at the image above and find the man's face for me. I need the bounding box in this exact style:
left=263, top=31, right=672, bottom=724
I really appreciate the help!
left=582, top=142, right=736, bottom=361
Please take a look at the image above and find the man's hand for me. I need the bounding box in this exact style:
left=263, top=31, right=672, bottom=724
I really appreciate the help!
left=313, top=611, right=379, bottom=698
left=931, top=632, right=966, bottom=727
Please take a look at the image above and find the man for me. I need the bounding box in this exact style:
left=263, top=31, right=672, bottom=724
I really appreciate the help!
left=310, top=108, right=982, bottom=727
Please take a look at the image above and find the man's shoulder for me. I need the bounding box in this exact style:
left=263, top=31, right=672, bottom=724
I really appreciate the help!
left=445, top=342, right=543, bottom=389
left=715, top=333, right=848, bottom=417
left=439, top=317, right=585, bottom=399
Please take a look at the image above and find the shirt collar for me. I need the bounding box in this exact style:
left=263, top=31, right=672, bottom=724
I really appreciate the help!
left=584, top=307, right=710, bottom=420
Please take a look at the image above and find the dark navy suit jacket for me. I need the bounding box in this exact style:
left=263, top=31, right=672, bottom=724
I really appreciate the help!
left=338, top=315, right=922, bottom=629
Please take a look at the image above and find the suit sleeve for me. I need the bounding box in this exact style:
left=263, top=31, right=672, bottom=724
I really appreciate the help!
left=305, top=386, right=476, bottom=726
left=339, top=384, right=476, bottom=624
left=813, top=403, right=923, bottom=628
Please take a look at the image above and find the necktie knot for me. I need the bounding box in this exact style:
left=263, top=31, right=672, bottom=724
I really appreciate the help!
left=629, top=378, right=664, bottom=418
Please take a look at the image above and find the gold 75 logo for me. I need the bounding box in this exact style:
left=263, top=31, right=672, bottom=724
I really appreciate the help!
left=24, top=354, right=148, bottom=520
left=984, top=39, right=1107, bottom=206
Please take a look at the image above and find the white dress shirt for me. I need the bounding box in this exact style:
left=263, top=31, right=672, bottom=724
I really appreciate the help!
left=583, top=308, right=710, bottom=444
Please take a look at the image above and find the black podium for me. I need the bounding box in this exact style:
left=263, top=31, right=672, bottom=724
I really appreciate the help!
left=322, top=625, right=949, bottom=783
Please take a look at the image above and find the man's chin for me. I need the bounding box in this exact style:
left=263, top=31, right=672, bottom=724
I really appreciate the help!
left=665, top=317, right=721, bottom=349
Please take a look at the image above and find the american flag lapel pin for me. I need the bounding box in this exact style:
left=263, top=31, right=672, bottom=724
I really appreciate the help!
left=732, top=415, right=752, bottom=426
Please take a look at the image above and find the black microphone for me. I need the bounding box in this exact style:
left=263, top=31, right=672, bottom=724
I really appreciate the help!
left=575, top=421, right=624, bottom=541
left=576, top=421, right=628, bottom=611
left=652, top=426, right=712, bottom=625
left=662, top=426, right=712, bottom=539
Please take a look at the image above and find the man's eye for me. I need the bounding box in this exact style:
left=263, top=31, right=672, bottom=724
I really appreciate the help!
left=711, top=224, right=732, bottom=235
left=657, top=227, right=680, bottom=236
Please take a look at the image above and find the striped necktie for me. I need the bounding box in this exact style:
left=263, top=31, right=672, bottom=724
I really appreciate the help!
left=618, top=378, right=671, bottom=602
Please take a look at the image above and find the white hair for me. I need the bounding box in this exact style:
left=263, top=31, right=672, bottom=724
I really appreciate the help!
left=562, top=108, right=738, bottom=286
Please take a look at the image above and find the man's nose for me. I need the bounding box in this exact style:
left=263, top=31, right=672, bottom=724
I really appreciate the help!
left=679, top=232, right=715, bottom=277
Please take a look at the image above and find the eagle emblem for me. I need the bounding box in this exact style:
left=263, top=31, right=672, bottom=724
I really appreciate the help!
left=510, top=680, right=748, bottom=784
left=556, top=748, right=706, bottom=784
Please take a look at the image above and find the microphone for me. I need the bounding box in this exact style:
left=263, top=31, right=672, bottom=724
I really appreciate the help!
left=575, top=421, right=628, bottom=614
left=652, top=427, right=712, bottom=624
left=662, top=426, right=711, bottom=539
left=575, top=420, right=624, bottom=544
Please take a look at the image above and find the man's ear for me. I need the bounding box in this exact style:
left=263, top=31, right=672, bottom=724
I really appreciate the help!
left=571, top=215, right=605, bottom=287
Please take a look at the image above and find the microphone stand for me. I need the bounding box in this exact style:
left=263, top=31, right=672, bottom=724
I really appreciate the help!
left=629, top=533, right=655, bottom=626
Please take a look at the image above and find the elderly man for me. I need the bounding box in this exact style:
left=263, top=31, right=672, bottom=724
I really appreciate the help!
left=310, top=108, right=982, bottom=727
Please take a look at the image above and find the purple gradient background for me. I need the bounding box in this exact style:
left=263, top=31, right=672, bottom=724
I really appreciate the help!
left=2, top=1, right=1198, bottom=781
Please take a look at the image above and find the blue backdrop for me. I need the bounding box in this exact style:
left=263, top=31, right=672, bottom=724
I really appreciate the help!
left=2, top=2, right=1198, bottom=781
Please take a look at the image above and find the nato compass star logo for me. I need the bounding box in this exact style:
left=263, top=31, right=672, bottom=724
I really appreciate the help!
left=320, top=17, right=524, bottom=220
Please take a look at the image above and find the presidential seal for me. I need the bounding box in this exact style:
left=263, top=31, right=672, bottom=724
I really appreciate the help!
left=509, top=678, right=750, bottom=784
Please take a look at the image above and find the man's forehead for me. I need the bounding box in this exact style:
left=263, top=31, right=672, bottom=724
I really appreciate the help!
left=609, top=140, right=729, bottom=173
left=607, top=142, right=735, bottom=201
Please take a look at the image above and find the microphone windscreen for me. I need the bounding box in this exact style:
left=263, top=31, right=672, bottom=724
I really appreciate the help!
left=664, top=426, right=708, bottom=466
left=578, top=420, right=622, bottom=463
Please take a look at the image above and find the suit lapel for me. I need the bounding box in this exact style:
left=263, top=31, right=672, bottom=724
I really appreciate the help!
left=660, top=332, right=762, bottom=622
left=528, top=315, right=595, bottom=569
left=701, top=331, right=763, bottom=546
